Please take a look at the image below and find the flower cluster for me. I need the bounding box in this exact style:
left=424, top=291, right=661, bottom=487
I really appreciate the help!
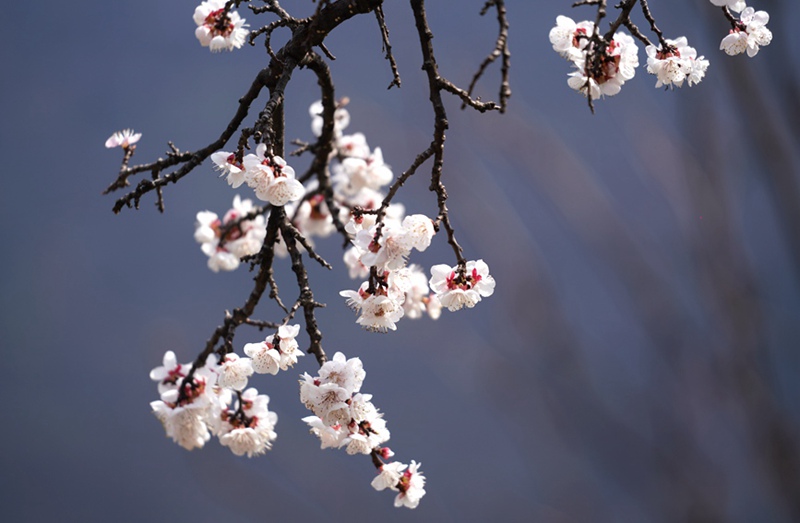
left=320, top=102, right=493, bottom=330
left=300, top=352, right=425, bottom=508
left=193, top=0, right=248, bottom=52
left=149, top=351, right=277, bottom=457
left=551, top=17, right=639, bottom=99
left=212, top=145, right=305, bottom=207
left=551, top=1, right=773, bottom=102
left=372, top=460, right=427, bottom=509
left=720, top=6, right=772, bottom=57
left=645, top=37, right=709, bottom=89
left=194, top=195, right=267, bottom=272
left=340, top=214, right=441, bottom=331
left=243, top=324, right=304, bottom=375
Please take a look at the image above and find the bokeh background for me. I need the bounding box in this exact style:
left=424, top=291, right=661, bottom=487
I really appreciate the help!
left=2, top=0, right=799, bottom=521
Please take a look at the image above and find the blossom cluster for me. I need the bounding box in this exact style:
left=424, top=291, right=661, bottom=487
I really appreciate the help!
left=719, top=6, right=772, bottom=57
left=300, top=352, right=426, bottom=508
left=645, top=37, right=709, bottom=89
left=149, top=351, right=278, bottom=457
left=550, top=1, right=772, bottom=101
left=212, top=145, right=305, bottom=208
left=194, top=195, right=267, bottom=272
left=549, top=16, right=640, bottom=98
left=326, top=103, right=495, bottom=330
left=243, top=324, right=305, bottom=375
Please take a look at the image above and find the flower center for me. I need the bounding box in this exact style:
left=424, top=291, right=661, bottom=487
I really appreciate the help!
left=205, top=9, right=234, bottom=38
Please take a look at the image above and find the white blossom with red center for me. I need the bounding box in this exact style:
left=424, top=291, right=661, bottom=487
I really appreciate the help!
left=150, top=354, right=228, bottom=451
left=210, top=150, right=246, bottom=188
left=393, top=461, right=426, bottom=509
left=549, top=16, right=595, bottom=62
left=567, top=32, right=639, bottom=99
left=149, top=350, right=191, bottom=395
left=193, top=0, right=249, bottom=52
left=242, top=144, right=305, bottom=206
left=216, top=387, right=278, bottom=457
left=243, top=324, right=304, bottom=374
left=194, top=195, right=267, bottom=273
left=429, top=259, right=496, bottom=312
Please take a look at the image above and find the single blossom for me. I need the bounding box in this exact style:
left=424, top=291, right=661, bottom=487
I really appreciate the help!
left=217, top=353, right=254, bottom=391
left=709, top=0, right=746, bottom=13
left=549, top=16, right=594, bottom=62
left=210, top=151, right=246, bottom=188
left=105, top=129, right=141, bottom=149
left=149, top=350, right=190, bottom=395
left=394, top=461, right=426, bottom=509
left=193, top=0, right=249, bottom=52
left=429, top=259, right=496, bottom=312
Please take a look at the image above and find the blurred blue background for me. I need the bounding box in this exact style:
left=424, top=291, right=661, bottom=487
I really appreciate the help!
left=2, top=0, right=799, bottom=521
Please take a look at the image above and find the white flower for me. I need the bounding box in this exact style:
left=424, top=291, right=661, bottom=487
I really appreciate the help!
left=205, top=249, right=240, bottom=272
left=194, top=196, right=266, bottom=272
left=394, top=461, right=426, bottom=509
left=217, top=388, right=278, bottom=457
left=105, top=129, right=141, bottom=149
left=243, top=146, right=305, bottom=206
left=194, top=0, right=249, bottom=52
left=645, top=37, right=709, bottom=88
left=336, top=132, right=370, bottom=159
left=568, top=32, right=639, bottom=99
left=243, top=340, right=281, bottom=375
left=344, top=246, right=369, bottom=279
left=549, top=16, right=594, bottom=62
left=309, top=99, right=351, bottom=137
left=394, top=266, right=432, bottom=320
left=149, top=350, right=190, bottom=395
left=243, top=324, right=303, bottom=374
left=217, top=353, right=254, bottom=391
left=343, top=406, right=389, bottom=455
left=303, top=416, right=348, bottom=449
left=151, top=400, right=211, bottom=451
left=720, top=7, right=772, bottom=57
left=429, top=259, right=496, bottom=312
left=300, top=380, right=352, bottom=426
left=372, top=461, right=406, bottom=491
left=360, top=294, right=405, bottom=332
left=354, top=225, right=410, bottom=271
left=709, top=0, right=746, bottom=13
left=399, top=214, right=435, bottom=252
left=337, top=147, right=393, bottom=194
left=149, top=361, right=223, bottom=452
left=318, top=352, right=366, bottom=394
left=210, top=151, right=246, bottom=188
left=294, top=194, right=336, bottom=238
left=275, top=324, right=304, bottom=370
